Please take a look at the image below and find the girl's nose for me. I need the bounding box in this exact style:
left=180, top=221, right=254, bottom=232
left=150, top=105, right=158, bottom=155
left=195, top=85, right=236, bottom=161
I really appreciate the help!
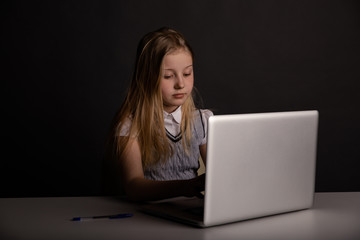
left=175, top=76, right=185, bottom=89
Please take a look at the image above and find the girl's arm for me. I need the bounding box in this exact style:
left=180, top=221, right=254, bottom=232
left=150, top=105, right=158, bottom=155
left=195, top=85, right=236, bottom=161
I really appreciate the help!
left=199, top=144, right=207, bottom=166
left=119, top=138, right=205, bottom=202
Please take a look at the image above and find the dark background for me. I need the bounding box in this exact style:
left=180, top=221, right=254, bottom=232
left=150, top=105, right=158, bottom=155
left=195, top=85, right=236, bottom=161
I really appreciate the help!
left=2, top=0, right=359, bottom=197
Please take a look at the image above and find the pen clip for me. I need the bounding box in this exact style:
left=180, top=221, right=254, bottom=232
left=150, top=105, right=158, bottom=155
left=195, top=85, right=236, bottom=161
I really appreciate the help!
left=109, top=213, right=133, bottom=219
left=71, top=213, right=133, bottom=221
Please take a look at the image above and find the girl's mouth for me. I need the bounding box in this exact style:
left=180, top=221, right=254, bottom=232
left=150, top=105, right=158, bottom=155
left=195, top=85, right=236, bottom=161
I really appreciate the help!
left=173, top=93, right=185, bottom=99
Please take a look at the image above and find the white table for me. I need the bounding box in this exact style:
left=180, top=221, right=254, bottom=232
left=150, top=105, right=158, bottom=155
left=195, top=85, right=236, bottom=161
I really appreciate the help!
left=1, top=192, right=359, bottom=240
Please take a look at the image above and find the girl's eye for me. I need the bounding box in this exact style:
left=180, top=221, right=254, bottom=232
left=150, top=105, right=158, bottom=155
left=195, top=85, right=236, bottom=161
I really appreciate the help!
left=184, top=72, right=192, bottom=77
left=164, top=75, right=173, bottom=79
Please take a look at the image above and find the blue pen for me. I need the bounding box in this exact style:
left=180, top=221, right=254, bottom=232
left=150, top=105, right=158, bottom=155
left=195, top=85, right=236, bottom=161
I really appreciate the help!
left=72, top=213, right=133, bottom=221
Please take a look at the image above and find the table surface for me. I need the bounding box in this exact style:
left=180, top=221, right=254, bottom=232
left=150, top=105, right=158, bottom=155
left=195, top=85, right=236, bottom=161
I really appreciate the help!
left=1, top=192, right=359, bottom=240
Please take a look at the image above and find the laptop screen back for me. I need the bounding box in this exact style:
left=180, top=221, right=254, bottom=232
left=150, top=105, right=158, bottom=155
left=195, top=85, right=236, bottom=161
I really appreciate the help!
left=204, top=111, right=318, bottom=226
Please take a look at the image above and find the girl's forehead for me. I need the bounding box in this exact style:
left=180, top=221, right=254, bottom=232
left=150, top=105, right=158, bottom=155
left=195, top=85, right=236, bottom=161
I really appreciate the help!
left=166, top=47, right=191, bottom=56
left=163, top=49, right=192, bottom=62
left=162, top=51, right=193, bottom=69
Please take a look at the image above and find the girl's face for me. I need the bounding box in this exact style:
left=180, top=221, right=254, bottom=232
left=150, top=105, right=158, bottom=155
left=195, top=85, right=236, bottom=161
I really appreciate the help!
left=160, top=49, right=194, bottom=113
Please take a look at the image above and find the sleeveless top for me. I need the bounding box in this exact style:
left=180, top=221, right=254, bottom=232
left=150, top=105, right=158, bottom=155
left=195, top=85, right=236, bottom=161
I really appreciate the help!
left=144, top=109, right=208, bottom=181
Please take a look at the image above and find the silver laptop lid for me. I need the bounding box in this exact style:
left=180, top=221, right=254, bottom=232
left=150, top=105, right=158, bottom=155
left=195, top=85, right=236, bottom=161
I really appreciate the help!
left=204, top=110, right=318, bottom=226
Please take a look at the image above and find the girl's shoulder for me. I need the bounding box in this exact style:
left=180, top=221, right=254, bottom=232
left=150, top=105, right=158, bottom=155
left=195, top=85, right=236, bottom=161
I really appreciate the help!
left=196, top=109, right=214, bottom=131
left=197, top=109, right=214, bottom=121
left=195, top=109, right=213, bottom=144
left=117, top=116, right=132, bottom=137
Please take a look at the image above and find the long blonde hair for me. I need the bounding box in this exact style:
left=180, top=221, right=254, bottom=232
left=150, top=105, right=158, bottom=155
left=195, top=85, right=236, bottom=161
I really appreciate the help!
left=111, top=27, right=196, bottom=169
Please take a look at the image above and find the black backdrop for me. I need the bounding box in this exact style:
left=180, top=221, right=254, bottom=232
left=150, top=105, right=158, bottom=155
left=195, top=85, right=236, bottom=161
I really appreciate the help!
left=2, top=0, right=359, bottom=197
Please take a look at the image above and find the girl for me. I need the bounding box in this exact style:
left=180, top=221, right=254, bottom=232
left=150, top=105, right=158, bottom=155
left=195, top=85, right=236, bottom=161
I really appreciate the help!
left=104, top=27, right=213, bottom=202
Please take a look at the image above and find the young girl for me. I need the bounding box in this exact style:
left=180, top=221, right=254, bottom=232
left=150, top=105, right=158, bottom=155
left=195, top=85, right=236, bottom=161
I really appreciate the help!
left=104, top=27, right=213, bottom=202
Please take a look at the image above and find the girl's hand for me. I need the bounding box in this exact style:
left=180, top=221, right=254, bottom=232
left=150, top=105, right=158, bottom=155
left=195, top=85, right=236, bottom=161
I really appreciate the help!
left=184, top=174, right=206, bottom=198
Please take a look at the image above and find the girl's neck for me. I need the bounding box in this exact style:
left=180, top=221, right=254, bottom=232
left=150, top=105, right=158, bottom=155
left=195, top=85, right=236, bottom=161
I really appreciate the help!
left=164, top=105, right=181, bottom=114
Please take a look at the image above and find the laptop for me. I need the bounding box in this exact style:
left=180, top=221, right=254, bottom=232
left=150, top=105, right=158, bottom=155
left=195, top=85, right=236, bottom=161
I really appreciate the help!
left=141, top=110, right=319, bottom=227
